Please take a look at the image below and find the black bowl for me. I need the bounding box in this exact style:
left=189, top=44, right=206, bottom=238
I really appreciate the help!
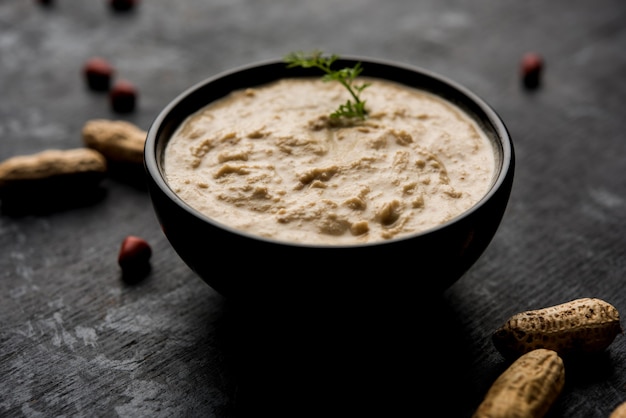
left=144, top=57, right=514, bottom=301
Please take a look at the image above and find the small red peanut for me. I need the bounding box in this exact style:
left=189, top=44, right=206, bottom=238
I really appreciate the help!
left=84, top=57, right=115, bottom=92
left=109, top=80, right=138, bottom=113
left=118, top=235, right=152, bottom=280
left=520, top=52, right=544, bottom=89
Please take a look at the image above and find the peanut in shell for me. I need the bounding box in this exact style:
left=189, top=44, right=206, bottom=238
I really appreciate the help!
left=82, top=119, right=146, bottom=165
left=0, top=148, right=107, bottom=195
left=473, top=348, right=565, bottom=418
left=492, top=297, right=622, bottom=359
left=610, top=401, right=626, bottom=418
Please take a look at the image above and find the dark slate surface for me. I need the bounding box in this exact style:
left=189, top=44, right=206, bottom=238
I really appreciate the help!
left=1, top=1, right=625, bottom=417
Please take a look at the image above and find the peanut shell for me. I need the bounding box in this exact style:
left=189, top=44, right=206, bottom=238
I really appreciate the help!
left=492, top=297, right=622, bottom=359
left=82, top=119, right=146, bottom=164
left=610, top=401, right=626, bottom=418
left=473, top=348, right=565, bottom=418
left=0, top=148, right=107, bottom=194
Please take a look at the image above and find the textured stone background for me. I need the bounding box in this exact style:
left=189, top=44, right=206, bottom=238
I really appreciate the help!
left=1, top=1, right=625, bottom=417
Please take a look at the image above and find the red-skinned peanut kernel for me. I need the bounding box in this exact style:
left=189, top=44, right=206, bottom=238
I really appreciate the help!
left=109, top=80, right=138, bottom=113
left=118, top=235, right=152, bottom=280
left=520, top=52, right=544, bottom=89
left=84, top=57, right=115, bottom=92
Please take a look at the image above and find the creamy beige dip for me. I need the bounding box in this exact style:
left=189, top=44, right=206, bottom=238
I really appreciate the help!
left=164, top=77, right=496, bottom=245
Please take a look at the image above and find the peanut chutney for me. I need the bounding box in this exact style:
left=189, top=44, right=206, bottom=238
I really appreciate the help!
left=163, top=77, right=496, bottom=245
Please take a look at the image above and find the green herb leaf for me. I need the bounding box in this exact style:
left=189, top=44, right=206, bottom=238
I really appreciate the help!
left=284, top=50, right=370, bottom=120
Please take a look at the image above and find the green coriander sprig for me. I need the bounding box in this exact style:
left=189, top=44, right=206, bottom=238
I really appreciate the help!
left=284, top=50, right=370, bottom=120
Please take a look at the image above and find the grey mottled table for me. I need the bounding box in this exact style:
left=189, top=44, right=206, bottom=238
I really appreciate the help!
left=1, top=1, right=625, bottom=417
